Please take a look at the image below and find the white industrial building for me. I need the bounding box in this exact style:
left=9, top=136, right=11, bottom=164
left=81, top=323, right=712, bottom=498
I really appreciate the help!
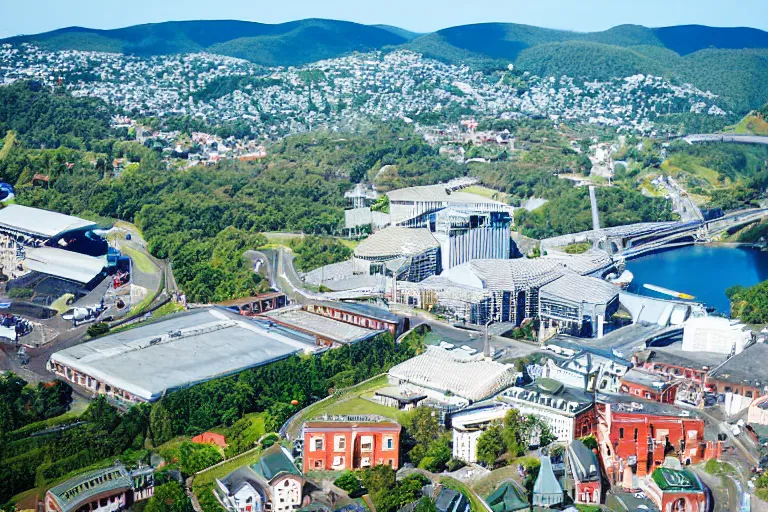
left=450, top=402, right=511, bottom=463
left=353, top=226, right=441, bottom=282
left=48, top=307, right=317, bottom=403
left=0, top=204, right=107, bottom=282
left=682, top=316, right=751, bottom=355
left=387, top=345, right=517, bottom=406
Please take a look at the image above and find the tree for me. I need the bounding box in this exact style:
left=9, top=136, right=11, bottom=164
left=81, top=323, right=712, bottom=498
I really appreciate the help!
left=502, top=409, right=524, bottom=457
left=361, top=464, right=396, bottom=496
left=414, top=498, right=438, bottom=512
left=476, top=424, right=506, bottom=466
left=404, top=407, right=440, bottom=447
left=265, top=402, right=295, bottom=433
left=334, top=471, right=361, bottom=495
left=144, top=482, right=192, bottom=512
left=418, top=435, right=452, bottom=472
left=149, top=400, right=174, bottom=445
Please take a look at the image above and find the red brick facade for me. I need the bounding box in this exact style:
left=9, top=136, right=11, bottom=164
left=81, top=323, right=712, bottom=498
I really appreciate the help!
left=596, top=403, right=722, bottom=486
left=574, top=480, right=600, bottom=505
left=305, top=304, right=400, bottom=336
left=619, top=379, right=678, bottom=404
left=302, top=421, right=401, bottom=472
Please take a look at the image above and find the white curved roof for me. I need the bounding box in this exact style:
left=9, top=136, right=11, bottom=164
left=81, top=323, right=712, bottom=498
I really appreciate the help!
left=354, top=226, right=439, bottom=259
left=24, top=247, right=107, bottom=284
left=0, top=205, right=96, bottom=238
left=469, top=259, right=566, bottom=292
left=388, top=345, right=516, bottom=402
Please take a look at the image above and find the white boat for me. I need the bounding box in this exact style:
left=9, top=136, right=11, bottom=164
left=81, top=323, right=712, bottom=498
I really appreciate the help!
left=643, top=283, right=695, bottom=300
left=610, top=269, right=634, bottom=289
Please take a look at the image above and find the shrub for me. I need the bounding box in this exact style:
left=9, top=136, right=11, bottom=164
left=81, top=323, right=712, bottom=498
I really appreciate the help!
left=334, top=471, right=362, bottom=495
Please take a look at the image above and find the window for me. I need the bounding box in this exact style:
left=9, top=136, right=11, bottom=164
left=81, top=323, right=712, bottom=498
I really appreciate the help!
left=313, top=459, right=323, bottom=469
left=312, top=437, right=324, bottom=451
left=332, top=456, right=345, bottom=468
left=619, top=428, right=624, bottom=439
left=335, top=435, right=346, bottom=451
left=361, top=435, right=373, bottom=451
left=383, top=436, right=394, bottom=451
left=634, top=429, right=638, bottom=441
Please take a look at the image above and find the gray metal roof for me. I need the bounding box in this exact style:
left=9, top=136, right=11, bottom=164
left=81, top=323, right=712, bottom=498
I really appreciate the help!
left=0, top=205, right=97, bottom=238
left=354, top=227, right=439, bottom=259
left=387, top=184, right=507, bottom=207
left=49, top=308, right=314, bottom=401
left=469, top=259, right=566, bottom=292
left=261, top=306, right=382, bottom=344
left=24, top=247, right=107, bottom=284
left=709, top=342, right=768, bottom=388
left=568, top=439, right=600, bottom=482
left=540, top=274, right=618, bottom=305
left=48, top=465, right=133, bottom=512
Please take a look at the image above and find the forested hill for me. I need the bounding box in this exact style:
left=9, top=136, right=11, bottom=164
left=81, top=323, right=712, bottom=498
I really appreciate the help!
left=5, top=20, right=768, bottom=110
left=2, top=19, right=409, bottom=67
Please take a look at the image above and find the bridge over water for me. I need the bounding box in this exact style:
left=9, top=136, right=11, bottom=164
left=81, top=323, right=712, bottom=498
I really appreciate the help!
left=541, top=208, right=768, bottom=259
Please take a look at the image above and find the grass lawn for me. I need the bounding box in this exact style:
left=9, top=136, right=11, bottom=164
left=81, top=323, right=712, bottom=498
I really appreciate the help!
left=0, top=130, right=16, bottom=161
left=285, top=375, right=390, bottom=437
left=314, top=397, right=403, bottom=421
left=210, top=412, right=267, bottom=444
left=337, top=238, right=360, bottom=250
left=728, top=114, right=768, bottom=136
left=464, top=185, right=510, bottom=203
left=121, top=245, right=158, bottom=274
left=563, top=242, right=591, bottom=255
left=470, top=465, right=520, bottom=497
left=193, top=448, right=263, bottom=489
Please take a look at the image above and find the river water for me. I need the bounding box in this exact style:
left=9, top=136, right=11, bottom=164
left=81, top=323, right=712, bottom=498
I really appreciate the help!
left=626, top=245, right=768, bottom=314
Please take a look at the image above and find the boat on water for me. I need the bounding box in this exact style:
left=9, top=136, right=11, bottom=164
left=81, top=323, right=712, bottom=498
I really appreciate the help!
left=643, top=283, right=695, bottom=300
left=609, top=269, right=634, bottom=289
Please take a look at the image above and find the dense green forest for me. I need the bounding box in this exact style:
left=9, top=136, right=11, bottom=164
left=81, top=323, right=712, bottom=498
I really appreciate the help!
left=727, top=282, right=768, bottom=323
left=290, top=236, right=352, bottom=272
left=0, top=374, right=72, bottom=436
left=0, top=396, right=149, bottom=504
left=0, top=82, right=462, bottom=302
left=515, top=186, right=676, bottom=239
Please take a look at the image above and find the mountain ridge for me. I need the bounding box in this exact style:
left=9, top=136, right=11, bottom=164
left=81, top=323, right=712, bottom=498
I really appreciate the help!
left=4, top=19, right=768, bottom=110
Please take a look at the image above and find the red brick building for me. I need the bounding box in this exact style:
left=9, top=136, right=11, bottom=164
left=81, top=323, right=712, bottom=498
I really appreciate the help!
left=595, top=396, right=721, bottom=488
left=302, top=418, right=401, bottom=472
left=620, top=368, right=678, bottom=404
left=639, top=467, right=710, bottom=512
left=305, top=301, right=405, bottom=338
left=566, top=439, right=601, bottom=505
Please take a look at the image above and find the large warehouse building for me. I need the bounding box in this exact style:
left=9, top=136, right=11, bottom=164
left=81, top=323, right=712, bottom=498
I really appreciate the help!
left=538, top=274, right=620, bottom=338
left=394, top=251, right=617, bottom=328
left=353, top=226, right=441, bottom=282
left=47, top=307, right=317, bottom=404
left=386, top=184, right=513, bottom=224
left=0, top=205, right=109, bottom=288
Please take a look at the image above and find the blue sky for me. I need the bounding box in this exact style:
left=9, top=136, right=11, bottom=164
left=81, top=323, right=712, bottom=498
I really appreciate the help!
left=2, top=0, right=768, bottom=38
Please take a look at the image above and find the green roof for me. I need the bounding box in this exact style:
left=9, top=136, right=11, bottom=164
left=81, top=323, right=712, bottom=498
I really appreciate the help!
left=535, top=378, right=564, bottom=395
left=486, top=481, right=529, bottom=512
left=651, top=468, right=702, bottom=492
left=252, top=444, right=302, bottom=481
left=48, top=465, right=133, bottom=512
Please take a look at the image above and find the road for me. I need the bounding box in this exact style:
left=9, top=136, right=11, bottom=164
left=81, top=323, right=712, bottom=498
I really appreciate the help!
left=684, top=134, right=768, bottom=145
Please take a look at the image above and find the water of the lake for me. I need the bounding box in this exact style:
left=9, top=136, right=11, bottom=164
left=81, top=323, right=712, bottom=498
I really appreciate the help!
left=626, top=245, right=768, bottom=315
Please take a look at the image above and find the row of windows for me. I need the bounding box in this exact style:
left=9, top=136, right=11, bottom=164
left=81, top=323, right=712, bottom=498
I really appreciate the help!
left=310, top=435, right=395, bottom=452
